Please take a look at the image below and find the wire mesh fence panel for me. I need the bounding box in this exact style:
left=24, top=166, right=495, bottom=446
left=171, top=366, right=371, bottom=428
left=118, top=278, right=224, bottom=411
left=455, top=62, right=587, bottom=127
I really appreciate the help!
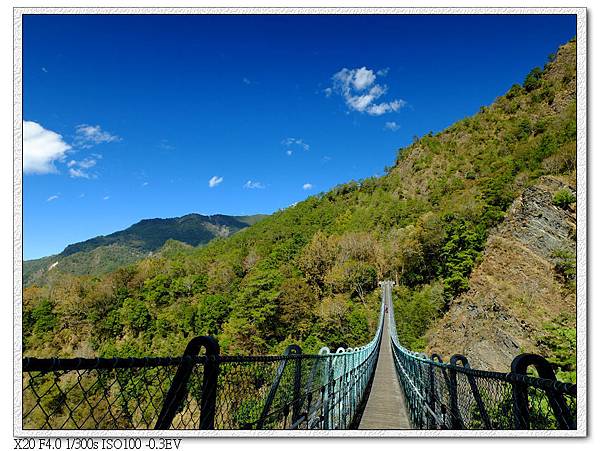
left=382, top=279, right=577, bottom=431
left=168, top=362, right=205, bottom=429
left=390, top=345, right=577, bottom=430
left=22, top=353, right=373, bottom=430
left=214, top=358, right=278, bottom=429
left=216, top=356, right=301, bottom=429
left=23, top=361, right=180, bottom=430
left=527, top=385, right=565, bottom=430
left=22, top=328, right=383, bottom=431
left=22, top=281, right=576, bottom=431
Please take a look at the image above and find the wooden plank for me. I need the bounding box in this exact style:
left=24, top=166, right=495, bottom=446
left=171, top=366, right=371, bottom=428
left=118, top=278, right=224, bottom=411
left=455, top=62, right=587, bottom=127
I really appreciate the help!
left=358, top=305, right=411, bottom=430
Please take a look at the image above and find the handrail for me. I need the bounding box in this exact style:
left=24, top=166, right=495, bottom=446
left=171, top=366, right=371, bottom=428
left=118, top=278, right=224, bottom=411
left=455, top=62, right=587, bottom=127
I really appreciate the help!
left=384, top=280, right=577, bottom=430
left=22, top=282, right=576, bottom=430
left=22, top=287, right=386, bottom=430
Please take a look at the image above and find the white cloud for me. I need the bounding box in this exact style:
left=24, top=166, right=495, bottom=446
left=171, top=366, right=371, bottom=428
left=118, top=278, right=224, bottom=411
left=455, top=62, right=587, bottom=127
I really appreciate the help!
left=47, top=195, right=59, bottom=202
left=23, top=121, right=72, bottom=174
left=67, top=156, right=99, bottom=178
left=329, top=66, right=406, bottom=116
left=74, top=124, right=120, bottom=148
left=69, top=168, right=91, bottom=179
left=384, top=121, right=400, bottom=131
left=41, top=67, right=48, bottom=73
left=286, top=150, right=293, bottom=156
left=351, top=67, right=376, bottom=90
left=243, top=180, right=265, bottom=189
left=142, top=182, right=149, bottom=187
left=208, top=175, right=223, bottom=188
left=243, top=77, right=251, bottom=85
left=303, top=183, right=313, bottom=190
left=368, top=100, right=406, bottom=116
left=282, top=138, right=310, bottom=152
left=103, top=196, right=110, bottom=200
left=77, top=157, right=97, bottom=169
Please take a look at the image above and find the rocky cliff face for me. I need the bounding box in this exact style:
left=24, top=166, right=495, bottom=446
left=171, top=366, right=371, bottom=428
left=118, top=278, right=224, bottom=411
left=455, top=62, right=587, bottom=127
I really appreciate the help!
left=425, top=175, right=576, bottom=371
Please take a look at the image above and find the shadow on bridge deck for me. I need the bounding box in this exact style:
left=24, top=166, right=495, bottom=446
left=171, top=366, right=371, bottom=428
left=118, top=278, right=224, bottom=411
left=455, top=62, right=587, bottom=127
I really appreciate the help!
left=358, top=300, right=411, bottom=430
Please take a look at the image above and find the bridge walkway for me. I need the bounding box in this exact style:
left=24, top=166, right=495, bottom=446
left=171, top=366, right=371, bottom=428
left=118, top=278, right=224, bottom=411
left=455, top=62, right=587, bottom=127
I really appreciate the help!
left=358, top=292, right=411, bottom=429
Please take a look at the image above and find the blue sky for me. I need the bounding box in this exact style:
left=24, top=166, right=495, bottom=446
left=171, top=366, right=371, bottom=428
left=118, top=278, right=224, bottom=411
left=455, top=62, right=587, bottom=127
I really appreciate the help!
left=23, top=14, right=576, bottom=259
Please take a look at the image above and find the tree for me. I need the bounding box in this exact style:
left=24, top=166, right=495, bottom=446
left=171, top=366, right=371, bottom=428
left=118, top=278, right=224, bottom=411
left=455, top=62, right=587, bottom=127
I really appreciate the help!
left=120, top=297, right=151, bottom=334
left=393, top=282, right=444, bottom=350
left=297, top=231, right=337, bottom=289
left=316, top=293, right=351, bottom=348
left=337, top=232, right=377, bottom=265
left=439, top=217, right=486, bottom=300
left=277, top=277, right=317, bottom=339
left=534, top=134, right=558, bottom=163
left=242, top=248, right=260, bottom=273
left=387, top=225, right=425, bottom=286
left=31, top=298, right=57, bottom=334
left=325, top=260, right=377, bottom=303
left=141, top=274, right=171, bottom=306
left=195, top=294, right=231, bottom=335
left=506, top=84, right=523, bottom=99
left=524, top=67, right=543, bottom=92
left=225, top=263, right=283, bottom=352
left=206, top=260, right=237, bottom=294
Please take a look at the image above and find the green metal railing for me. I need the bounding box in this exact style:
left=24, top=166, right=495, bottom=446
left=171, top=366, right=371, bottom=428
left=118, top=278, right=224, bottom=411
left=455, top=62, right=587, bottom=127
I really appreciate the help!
left=22, top=282, right=577, bottom=430
left=384, top=280, right=577, bottom=430
left=22, top=296, right=384, bottom=430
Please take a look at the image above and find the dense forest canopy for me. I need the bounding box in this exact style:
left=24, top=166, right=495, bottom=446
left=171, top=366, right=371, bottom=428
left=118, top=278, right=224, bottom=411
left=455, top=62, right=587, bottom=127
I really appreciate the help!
left=23, top=39, right=576, bottom=382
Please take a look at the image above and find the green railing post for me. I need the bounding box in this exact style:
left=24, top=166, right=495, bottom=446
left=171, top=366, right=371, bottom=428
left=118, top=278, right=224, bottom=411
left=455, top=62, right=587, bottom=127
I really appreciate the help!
left=427, top=361, right=436, bottom=429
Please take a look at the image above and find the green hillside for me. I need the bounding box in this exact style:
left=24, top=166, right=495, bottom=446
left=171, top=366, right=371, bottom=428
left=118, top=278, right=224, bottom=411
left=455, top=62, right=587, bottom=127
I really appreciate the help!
left=23, top=39, right=576, bottom=371
left=23, top=214, right=267, bottom=286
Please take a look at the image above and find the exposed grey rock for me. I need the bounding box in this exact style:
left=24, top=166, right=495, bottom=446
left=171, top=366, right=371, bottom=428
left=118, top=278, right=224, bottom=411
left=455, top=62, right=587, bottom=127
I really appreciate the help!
left=502, top=176, right=576, bottom=259
left=426, top=176, right=577, bottom=371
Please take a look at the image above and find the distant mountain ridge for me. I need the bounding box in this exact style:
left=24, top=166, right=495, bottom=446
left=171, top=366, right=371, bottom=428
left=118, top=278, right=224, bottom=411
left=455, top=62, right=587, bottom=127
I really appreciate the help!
left=60, top=214, right=265, bottom=256
left=24, top=213, right=267, bottom=286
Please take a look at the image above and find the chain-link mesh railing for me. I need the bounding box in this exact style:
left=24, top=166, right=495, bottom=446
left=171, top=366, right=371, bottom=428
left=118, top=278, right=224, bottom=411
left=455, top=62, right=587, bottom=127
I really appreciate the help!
left=23, top=297, right=384, bottom=430
left=22, top=357, right=182, bottom=429
left=383, top=280, right=577, bottom=430
left=23, top=282, right=576, bottom=431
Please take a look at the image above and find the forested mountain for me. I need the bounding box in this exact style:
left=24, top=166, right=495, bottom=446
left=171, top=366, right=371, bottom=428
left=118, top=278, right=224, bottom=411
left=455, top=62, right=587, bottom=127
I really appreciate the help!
left=23, top=39, right=576, bottom=381
left=23, top=214, right=267, bottom=286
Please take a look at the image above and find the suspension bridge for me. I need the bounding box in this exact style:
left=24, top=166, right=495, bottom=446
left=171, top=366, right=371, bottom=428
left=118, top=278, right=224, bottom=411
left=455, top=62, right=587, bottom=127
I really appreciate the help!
left=22, top=281, right=577, bottom=430
left=358, top=282, right=410, bottom=429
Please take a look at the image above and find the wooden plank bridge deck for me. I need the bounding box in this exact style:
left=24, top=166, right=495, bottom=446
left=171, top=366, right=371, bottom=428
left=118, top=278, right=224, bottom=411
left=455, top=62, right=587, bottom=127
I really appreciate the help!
left=358, top=300, right=411, bottom=430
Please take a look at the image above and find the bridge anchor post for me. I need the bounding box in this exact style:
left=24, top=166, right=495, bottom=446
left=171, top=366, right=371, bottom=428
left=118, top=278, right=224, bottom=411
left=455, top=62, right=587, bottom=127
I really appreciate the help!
left=155, top=336, right=220, bottom=430
left=510, top=353, right=576, bottom=430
